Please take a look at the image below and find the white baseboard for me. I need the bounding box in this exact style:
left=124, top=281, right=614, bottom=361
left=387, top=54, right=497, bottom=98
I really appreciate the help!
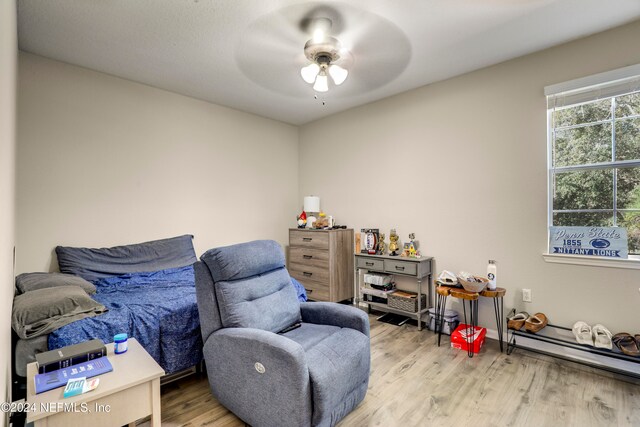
left=484, top=327, right=499, bottom=341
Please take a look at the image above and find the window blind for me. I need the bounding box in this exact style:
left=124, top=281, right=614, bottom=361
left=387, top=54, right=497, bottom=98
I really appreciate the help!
left=545, top=63, right=640, bottom=109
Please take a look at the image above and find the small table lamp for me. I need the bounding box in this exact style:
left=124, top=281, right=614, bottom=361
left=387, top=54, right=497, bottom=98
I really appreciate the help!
left=304, top=196, right=320, bottom=228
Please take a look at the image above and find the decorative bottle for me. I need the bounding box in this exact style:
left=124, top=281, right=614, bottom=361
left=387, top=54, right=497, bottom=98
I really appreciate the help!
left=487, top=260, right=497, bottom=290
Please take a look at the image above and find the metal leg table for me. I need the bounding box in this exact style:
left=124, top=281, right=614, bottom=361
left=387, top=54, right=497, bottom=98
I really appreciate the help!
left=480, top=287, right=506, bottom=352
left=450, top=289, right=479, bottom=358
left=435, top=286, right=507, bottom=356
left=435, top=285, right=450, bottom=347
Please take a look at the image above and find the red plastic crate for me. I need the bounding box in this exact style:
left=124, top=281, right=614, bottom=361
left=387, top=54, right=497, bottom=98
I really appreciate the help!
left=451, top=323, right=487, bottom=354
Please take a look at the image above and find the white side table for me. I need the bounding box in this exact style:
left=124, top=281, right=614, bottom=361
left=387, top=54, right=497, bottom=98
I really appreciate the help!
left=26, top=338, right=165, bottom=427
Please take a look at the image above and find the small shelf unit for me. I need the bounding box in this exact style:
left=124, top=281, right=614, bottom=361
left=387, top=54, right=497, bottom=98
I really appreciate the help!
left=354, top=253, right=433, bottom=330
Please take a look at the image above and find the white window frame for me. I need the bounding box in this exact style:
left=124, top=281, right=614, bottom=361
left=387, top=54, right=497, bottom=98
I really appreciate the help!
left=543, top=64, right=640, bottom=269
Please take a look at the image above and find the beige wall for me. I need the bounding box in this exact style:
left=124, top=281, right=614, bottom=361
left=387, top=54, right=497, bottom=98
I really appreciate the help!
left=0, top=0, right=18, bottom=414
left=17, top=53, right=299, bottom=273
left=14, top=19, right=640, bottom=335
left=300, top=21, right=640, bottom=333
left=1, top=0, right=17, bottom=417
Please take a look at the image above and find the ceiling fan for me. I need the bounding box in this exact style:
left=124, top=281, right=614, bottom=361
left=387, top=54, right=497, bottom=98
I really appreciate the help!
left=235, top=3, right=411, bottom=98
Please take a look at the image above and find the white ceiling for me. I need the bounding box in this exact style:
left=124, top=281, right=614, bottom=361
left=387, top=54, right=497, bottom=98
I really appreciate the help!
left=17, top=0, right=640, bottom=125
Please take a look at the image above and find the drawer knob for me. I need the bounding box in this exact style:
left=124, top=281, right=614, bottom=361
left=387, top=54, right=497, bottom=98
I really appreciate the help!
left=395, top=266, right=405, bottom=271
left=305, top=288, right=313, bottom=293
left=303, top=272, right=313, bottom=277
left=365, top=262, right=374, bottom=266
left=303, top=238, right=312, bottom=242
left=303, top=255, right=313, bottom=259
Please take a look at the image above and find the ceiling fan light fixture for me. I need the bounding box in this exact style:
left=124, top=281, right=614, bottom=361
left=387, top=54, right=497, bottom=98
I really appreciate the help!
left=328, top=64, right=348, bottom=85
left=313, top=72, right=329, bottom=92
left=301, top=63, right=320, bottom=84
left=300, top=20, right=350, bottom=94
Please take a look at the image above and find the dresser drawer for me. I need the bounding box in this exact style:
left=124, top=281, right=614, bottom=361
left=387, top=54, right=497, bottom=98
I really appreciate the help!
left=302, top=282, right=330, bottom=301
left=289, top=262, right=330, bottom=283
left=384, top=259, right=417, bottom=276
left=289, top=230, right=329, bottom=249
left=289, top=272, right=330, bottom=301
left=356, top=257, right=384, bottom=271
left=289, top=247, right=329, bottom=269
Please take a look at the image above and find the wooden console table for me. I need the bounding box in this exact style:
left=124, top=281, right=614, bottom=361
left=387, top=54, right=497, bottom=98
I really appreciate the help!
left=354, top=253, right=433, bottom=330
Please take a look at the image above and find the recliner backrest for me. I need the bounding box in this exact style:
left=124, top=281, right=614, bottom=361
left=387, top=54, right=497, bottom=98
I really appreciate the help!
left=200, top=240, right=301, bottom=334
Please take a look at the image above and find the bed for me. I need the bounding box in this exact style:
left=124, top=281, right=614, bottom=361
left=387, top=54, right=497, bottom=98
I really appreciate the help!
left=14, top=235, right=202, bottom=377
left=13, top=235, right=308, bottom=379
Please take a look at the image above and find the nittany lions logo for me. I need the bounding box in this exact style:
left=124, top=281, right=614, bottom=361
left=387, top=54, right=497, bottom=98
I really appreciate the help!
left=590, top=238, right=610, bottom=249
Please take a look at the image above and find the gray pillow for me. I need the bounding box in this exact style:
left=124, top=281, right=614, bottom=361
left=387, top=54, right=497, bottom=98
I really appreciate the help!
left=56, top=234, right=197, bottom=282
left=12, top=286, right=108, bottom=339
left=15, top=272, right=96, bottom=295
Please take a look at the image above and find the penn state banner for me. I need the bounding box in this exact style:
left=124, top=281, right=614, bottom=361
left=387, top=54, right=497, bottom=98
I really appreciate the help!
left=549, top=227, right=628, bottom=259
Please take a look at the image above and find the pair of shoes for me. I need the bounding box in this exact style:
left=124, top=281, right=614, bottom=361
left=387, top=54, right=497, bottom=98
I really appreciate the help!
left=507, top=311, right=528, bottom=330
left=524, top=313, right=548, bottom=333
left=572, top=322, right=612, bottom=349
left=507, top=312, right=548, bottom=333
left=612, top=333, right=640, bottom=356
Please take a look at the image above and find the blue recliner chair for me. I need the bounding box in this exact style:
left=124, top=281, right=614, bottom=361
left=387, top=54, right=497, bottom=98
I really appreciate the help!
left=194, top=240, right=370, bottom=427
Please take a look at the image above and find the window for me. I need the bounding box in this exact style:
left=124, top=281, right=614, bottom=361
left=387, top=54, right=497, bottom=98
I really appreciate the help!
left=546, top=65, right=640, bottom=256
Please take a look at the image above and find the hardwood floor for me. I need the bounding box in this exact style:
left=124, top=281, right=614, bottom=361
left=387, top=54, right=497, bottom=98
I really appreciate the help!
left=149, top=313, right=640, bottom=427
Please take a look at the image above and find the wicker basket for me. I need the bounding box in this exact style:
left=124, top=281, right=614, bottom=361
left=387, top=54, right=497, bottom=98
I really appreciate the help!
left=388, top=290, right=427, bottom=313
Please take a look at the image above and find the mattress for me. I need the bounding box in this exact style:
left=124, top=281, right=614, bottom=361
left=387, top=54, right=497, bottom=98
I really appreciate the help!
left=48, top=265, right=203, bottom=375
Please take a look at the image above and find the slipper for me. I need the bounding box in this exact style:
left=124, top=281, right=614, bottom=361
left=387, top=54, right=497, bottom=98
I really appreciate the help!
left=507, top=311, right=529, bottom=331
left=592, top=324, right=612, bottom=349
left=524, top=313, right=548, bottom=333
left=572, top=321, right=593, bottom=346
left=612, top=333, right=640, bottom=357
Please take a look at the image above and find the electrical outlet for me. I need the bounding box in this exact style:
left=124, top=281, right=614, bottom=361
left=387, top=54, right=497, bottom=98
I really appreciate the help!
left=522, top=289, right=532, bottom=303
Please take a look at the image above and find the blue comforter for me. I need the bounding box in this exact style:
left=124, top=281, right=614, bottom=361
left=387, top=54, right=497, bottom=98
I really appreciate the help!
left=48, top=265, right=203, bottom=374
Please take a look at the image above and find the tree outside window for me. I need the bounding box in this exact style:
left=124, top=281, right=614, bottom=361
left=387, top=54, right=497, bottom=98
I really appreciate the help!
left=550, top=91, right=640, bottom=254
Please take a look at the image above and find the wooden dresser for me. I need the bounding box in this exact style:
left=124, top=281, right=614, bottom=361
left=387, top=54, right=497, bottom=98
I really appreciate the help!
left=288, top=228, right=354, bottom=302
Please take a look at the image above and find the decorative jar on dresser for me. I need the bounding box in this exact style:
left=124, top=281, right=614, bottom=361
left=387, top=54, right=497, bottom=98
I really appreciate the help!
left=288, top=228, right=354, bottom=302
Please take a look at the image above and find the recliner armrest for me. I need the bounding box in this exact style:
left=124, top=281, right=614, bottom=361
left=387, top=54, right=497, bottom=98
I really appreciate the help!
left=300, top=302, right=370, bottom=337
left=212, top=327, right=307, bottom=360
